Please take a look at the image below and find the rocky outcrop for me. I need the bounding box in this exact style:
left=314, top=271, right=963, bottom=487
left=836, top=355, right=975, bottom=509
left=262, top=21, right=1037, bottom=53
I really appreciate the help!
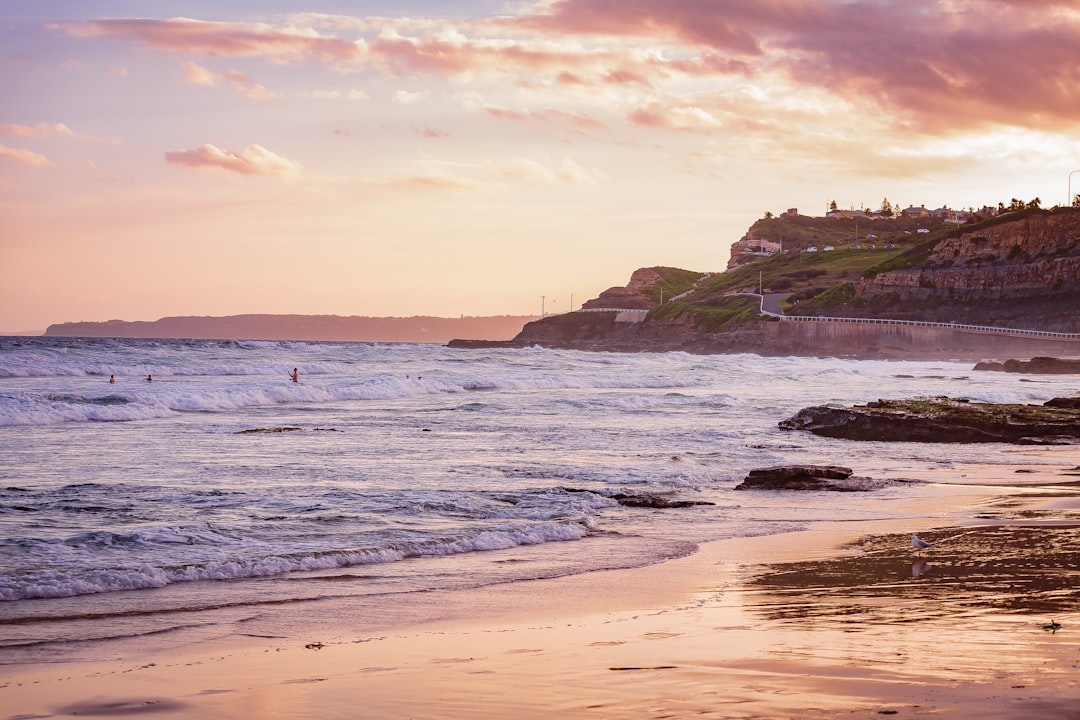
left=860, top=210, right=1080, bottom=300
left=973, top=357, right=1080, bottom=374
left=1045, top=397, right=1080, bottom=409
left=726, top=231, right=781, bottom=269
left=580, top=268, right=662, bottom=310
left=559, top=487, right=714, bottom=508
left=779, top=398, right=1080, bottom=444
left=610, top=493, right=715, bottom=508
left=734, top=465, right=898, bottom=491
left=930, top=211, right=1080, bottom=265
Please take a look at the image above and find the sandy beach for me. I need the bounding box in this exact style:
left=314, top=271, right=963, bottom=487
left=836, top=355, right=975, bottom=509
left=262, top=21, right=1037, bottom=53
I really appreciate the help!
left=4, top=457, right=1080, bottom=720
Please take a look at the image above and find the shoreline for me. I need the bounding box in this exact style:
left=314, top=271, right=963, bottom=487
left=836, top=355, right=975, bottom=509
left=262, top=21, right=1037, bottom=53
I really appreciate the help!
left=3, top=468, right=1080, bottom=718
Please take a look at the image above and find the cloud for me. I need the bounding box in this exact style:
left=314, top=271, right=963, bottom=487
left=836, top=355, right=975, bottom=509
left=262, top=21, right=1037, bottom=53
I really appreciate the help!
left=393, top=89, right=428, bottom=105
left=222, top=70, right=279, bottom=101
left=107, top=64, right=129, bottom=77
left=0, top=122, right=77, bottom=138
left=416, top=126, right=449, bottom=138
left=164, top=143, right=302, bottom=178
left=300, top=89, right=370, bottom=100
left=0, top=122, right=119, bottom=145
left=60, top=4, right=1080, bottom=136
left=58, top=17, right=365, bottom=65
left=0, top=143, right=53, bottom=167
left=497, top=156, right=605, bottom=187
left=179, top=61, right=278, bottom=100
left=484, top=106, right=608, bottom=134
left=180, top=60, right=217, bottom=86
left=511, top=0, right=1080, bottom=133
left=628, top=103, right=724, bottom=132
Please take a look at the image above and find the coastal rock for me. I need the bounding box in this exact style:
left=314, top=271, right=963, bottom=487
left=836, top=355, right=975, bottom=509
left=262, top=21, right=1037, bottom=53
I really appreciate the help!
left=973, top=357, right=1080, bottom=374
left=611, top=493, right=715, bottom=508
left=560, top=487, right=714, bottom=508
left=1045, top=397, right=1080, bottom=409
left=779, top=397, right=1080, bottom=444
left=734, top=465, right=893, bottom=491
left=580, top=267, right=663, bottom=310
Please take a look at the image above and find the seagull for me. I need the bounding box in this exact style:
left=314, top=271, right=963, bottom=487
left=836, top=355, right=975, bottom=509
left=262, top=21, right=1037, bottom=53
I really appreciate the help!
left=911, top=534, right=933, bottom=550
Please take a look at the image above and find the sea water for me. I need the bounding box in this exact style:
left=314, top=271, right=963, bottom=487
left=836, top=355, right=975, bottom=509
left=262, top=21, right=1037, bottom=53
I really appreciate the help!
left=1, top=337, right=1075, bottom=663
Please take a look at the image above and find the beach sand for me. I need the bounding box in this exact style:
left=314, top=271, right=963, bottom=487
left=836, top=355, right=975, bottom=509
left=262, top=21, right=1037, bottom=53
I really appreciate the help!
left=4, top=466, right=1080, bottom=719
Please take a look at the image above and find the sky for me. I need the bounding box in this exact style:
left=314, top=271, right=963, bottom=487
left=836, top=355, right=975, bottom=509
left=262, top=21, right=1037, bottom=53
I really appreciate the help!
left=3, top=0, right=1080, bottom=333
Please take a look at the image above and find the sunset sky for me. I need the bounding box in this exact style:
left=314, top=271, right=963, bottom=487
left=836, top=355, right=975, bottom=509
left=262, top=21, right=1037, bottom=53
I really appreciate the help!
left=4, top=0, right=1080, bottom=333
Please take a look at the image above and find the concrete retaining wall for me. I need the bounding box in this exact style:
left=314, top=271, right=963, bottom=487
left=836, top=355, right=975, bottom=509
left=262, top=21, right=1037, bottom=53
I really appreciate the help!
left=768, top=320, right=1080, bottom=358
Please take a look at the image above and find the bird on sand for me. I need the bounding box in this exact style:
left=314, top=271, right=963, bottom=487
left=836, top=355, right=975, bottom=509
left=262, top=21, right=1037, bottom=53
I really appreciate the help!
left=911, top=534, right=933, bottom=550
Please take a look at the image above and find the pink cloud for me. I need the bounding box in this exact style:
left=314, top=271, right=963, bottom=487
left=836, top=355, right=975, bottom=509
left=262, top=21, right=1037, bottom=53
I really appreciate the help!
left=222, top=70, right=279, bottom=101
left=416, top=126, right=449, bottom=138
left=0, top=143, right=52, bottom=168
left=602, top=68, right=650, bottom=86
left=485, top=106, right=607, bottom=133
left=485, top=107, right=528, bottom=122
left=164, top=144, right=301, bottom=178
left=180, top=60, right=217, bottom=86
left=179, top=61, right=279, bottom=100
left=0, top=122, right=77, bottom=138
left=0, top=122, right=119, bottom=145
left=512, top=0, right=1080, bottom=132
left=59, top=18, right=364, bottom=64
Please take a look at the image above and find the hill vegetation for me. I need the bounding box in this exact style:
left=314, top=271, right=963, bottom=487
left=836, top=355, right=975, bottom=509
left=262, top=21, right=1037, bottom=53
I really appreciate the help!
left=487, top=205, right=1080, bottom=353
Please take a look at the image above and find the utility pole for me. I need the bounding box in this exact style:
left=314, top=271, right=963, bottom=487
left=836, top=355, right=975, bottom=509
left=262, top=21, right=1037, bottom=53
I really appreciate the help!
left=540, top=295, right=545, bottom=318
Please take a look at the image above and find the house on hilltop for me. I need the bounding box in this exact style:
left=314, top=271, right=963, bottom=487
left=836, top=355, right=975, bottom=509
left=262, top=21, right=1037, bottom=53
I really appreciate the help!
left=901, top=205, right=931, bottom=218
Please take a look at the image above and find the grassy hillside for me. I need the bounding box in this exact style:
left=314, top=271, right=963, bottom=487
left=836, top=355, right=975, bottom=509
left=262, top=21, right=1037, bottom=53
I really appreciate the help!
left=652, top=206, right=1078, bottom=329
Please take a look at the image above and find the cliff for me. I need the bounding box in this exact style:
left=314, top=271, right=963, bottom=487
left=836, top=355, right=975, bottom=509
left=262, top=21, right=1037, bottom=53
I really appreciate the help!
left=451, top=208, right=1080, bottom=357
left=846, top=208, right=1080, bottom=331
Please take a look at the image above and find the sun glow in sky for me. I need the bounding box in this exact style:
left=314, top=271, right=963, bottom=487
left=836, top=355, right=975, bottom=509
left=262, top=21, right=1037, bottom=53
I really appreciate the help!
left=4, top=0, right=1080, bottom=333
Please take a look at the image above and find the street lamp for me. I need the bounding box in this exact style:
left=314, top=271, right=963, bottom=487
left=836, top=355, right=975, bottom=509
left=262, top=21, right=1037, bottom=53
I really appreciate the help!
left=1070, top=170, right=1080, bottom=208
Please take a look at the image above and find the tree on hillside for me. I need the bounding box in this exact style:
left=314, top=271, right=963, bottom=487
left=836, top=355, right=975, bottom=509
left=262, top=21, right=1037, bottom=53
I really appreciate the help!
left=829, top=200, right=838, bottom=212
left=1027, top=197, right=1042, bottom=209
left=1073, top=193, right=1080, bottom=208
left=879, top=198, right=894, bottom=217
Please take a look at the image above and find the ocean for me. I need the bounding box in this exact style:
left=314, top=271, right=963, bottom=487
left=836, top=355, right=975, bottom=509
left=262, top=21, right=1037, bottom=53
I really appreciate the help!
left=1, top=337, right=1075, bottom=664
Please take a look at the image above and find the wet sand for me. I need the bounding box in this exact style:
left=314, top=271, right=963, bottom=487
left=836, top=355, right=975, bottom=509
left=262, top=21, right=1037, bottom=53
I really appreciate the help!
left=3, top=469, right=1080, bottom=719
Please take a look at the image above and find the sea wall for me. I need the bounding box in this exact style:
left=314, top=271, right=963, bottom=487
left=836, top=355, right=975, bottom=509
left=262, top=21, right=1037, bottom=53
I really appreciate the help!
left=767, top=320, right=1080, bottom=359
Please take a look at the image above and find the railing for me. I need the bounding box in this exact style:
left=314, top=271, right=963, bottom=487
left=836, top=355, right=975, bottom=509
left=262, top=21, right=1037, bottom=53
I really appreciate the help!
left=574, top=300, right=1080, bottom=341
left=576, top=308, right=649, bottom=314
left=773, top=312, right=1080, bottom=340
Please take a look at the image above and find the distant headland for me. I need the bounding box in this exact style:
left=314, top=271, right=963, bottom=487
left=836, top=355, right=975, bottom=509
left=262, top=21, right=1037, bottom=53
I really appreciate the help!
left=451, top=203, right=1080, bottom=360
left=43, top=314, right=538, bottom=343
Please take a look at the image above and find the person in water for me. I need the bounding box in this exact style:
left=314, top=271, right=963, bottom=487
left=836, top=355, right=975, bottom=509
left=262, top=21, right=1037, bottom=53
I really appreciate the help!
left=146, top=374, right=152, bottom=382
left=109, top=375, right=115, bottom=384
left=290, top=368, right=299, bottom=383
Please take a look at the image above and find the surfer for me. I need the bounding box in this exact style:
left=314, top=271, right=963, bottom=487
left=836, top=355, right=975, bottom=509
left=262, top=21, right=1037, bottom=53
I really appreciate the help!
left=109, top=375, right=115, bottom=384
left=146, top=374, right=152, bottom=382
left=290, top=368, right=299, bottom=383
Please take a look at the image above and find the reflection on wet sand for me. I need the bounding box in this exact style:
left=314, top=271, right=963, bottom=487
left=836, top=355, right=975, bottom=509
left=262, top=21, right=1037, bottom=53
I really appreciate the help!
left=746, top=525, right=1080, bottom=624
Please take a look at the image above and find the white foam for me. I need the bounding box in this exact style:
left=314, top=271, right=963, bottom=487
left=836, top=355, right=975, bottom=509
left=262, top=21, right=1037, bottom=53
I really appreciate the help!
left=0, top=521, right=592, bottom=600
